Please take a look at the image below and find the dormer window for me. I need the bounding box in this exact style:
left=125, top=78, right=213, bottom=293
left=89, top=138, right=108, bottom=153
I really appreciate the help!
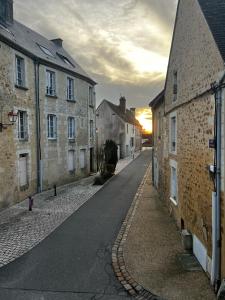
left=38, top=44, right=55, bottom=57
left=173, top=70, right=177, bottom=102
left=57, top=53, right=75, bottom=68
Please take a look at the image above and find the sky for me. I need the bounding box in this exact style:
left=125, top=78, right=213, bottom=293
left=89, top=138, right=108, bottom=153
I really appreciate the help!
left=13, top=0, right=178, bottom=109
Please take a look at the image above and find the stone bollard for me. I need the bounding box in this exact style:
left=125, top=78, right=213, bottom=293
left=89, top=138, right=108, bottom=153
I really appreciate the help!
left=28, top=196, right=34, bottom=211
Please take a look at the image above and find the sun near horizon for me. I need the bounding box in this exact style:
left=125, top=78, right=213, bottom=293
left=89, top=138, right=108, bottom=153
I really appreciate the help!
left=135, top=107, right=152, bottom=134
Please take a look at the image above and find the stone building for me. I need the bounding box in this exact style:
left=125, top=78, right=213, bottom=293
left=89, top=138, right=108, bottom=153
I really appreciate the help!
left=150, top=0, right=225, bottom=293
left=96, top=97, right=142, bottom=160
left=0, top=0, right=96, bottom=208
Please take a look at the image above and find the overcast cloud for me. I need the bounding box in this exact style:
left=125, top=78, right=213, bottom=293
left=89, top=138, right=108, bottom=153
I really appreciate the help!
left=14, top=0, right=177, bottom=107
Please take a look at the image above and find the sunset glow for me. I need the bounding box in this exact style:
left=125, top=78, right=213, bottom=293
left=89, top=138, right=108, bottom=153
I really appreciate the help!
left=136, top=108, right=152, bottom=134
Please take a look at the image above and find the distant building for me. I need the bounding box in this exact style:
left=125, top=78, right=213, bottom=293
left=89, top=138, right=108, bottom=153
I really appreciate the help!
left=96, top=97, right=142, bottom=159
left=0, top=0, right=96, bottom=208
left=150, top=0, right=225, bottom=292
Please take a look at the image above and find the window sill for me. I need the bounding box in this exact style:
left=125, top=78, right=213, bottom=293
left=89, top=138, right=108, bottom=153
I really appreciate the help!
left=15, top=84, right=29, bottom=91
left=169, top=150, right=177, bottom=155
left=48, top=138, right=57, bottom=141
left=20, top=184, right=29, bottom=191
left=170, top=197, right=178, bottom=206
left=46, top=94, right=57, bottom=99
left=67, top=99, right=76, bottom=103
left=68, top=139, right=75, bottom=143
left=18, top=138, right=29, bottom=142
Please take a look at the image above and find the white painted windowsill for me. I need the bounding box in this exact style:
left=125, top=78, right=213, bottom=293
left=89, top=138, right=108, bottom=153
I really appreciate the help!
left=170, top=197, right=178, bottom=206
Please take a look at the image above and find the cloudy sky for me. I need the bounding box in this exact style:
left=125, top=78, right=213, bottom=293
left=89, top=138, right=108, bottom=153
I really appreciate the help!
left=14, top=0, right=178, bottom=108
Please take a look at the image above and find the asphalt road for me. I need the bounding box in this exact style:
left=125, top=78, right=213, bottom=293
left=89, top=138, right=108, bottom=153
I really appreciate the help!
left=0, top=150, right=151, bottom=300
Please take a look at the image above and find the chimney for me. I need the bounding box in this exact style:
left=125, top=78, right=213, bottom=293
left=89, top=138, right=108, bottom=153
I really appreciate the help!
left=51, top=38, right=63, bottom=47
left=119, top=96, right=126, bottom=114
left=130, top=107, right=136, bottom=117
left=0, top=0, right=14, bottom=25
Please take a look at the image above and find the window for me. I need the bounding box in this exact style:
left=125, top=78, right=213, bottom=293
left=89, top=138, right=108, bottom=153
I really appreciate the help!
left=67, top=77, right=74, bottom=101
left=46, top=70, right=56, bottom=96
left=16, top=56, right=25, bottom=87
left=39, top=45, right=55, bottom=57
left=47, top=114, right=57, bottom=139
left=89, top=86, right=94, bottom=107
left=173, top=71, right=177, bottom=102
left=80, top=149, right=86, bottom=169
left=170, top=113, right=177, bottom=153
left=127, top=124, right=129, bottom=134
left=170, top=160, right=178, bottom=205
left=130, top=137, right=134, bottom=147
left=18, top=111, right=28, bottom=140
left=19, top=154, right=28, bottom=187
left=90, top=120, right=94, bottom=138
left=57, top=53, right=75, bottom=68
left=68, top=150, right=75, bottom=172
left=68, top=117, right=75, bottom=139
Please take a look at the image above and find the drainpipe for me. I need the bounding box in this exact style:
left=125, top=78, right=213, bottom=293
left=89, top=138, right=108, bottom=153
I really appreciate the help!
left=34, top=59, right=42, bottom=193
left=211, top=71, right=225, bottom=289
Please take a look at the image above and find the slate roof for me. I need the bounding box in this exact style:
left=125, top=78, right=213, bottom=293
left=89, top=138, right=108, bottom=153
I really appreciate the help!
left=104, top=100, right=142, bottom=128
left=198, top=0, right=225, bottom=61
left=0, top=20, right=95, bottom=84
left=149, top=90, right=164, bottom=109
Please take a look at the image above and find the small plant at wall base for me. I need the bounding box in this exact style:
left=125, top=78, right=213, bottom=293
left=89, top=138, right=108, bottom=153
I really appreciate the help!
left=94, top=140, right=118, bottom=185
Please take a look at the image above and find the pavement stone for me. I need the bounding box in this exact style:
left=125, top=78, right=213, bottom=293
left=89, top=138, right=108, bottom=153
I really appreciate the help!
left=0, top=152, right=140, bottom=268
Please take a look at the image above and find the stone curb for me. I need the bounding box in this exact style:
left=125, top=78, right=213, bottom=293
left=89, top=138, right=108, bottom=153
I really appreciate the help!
left=112, top=164, right=163, bottom=300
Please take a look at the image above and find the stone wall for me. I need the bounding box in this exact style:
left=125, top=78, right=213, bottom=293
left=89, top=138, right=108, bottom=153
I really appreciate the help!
left=38, top=65, right=96, bottom=190
left=164, top=94, right=215, bottom=255
left=0, top=40, right=96, bottom=207
left=161, top=0, right=225, bottom=277
left=0, top=41, right=37, bottom=208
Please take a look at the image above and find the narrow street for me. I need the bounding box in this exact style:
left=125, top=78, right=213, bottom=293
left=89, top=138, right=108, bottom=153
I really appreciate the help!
left=0, top=150, right=151, bottom=300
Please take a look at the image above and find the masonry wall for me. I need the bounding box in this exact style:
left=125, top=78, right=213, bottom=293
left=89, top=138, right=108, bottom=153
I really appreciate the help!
left=163, top=0, right=225, bottom=276
left=152, top=103, right=165, bottom=199
left=0, top=41, right=37, bottom=208
left=38, top=65, right=96, bottom=190
left=164, top=95, right=215, bottom=254
left=96, top=101, right=126, bottom=158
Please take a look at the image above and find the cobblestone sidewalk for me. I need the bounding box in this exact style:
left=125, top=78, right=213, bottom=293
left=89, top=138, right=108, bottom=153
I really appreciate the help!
left=0, top=152, right=140, bottom=268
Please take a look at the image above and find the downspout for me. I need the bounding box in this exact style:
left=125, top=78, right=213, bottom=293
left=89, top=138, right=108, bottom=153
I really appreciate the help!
left=211, top=71, right=225, bottom=289
left=34, top=59, right=42, bottom=193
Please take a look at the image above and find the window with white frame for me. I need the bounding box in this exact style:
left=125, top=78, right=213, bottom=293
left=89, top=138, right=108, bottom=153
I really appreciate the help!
left=15, top=56, right=25, bottom=87
left=47, top=114, right=57, bottom=139
left=170, top=161, right=178, bottom=205
left=67, top=77, right=74, bottom=101
left=89, top=86, right=94, bottom=106
left=46, top=70, right=56, bottom=96
left=90, top=120, right=94, bottom=138
left=18, top=110, right=28, bottom=140
left=68, top=150, right=75, bottom=172
left=19, top=153, right=28, bottom=187
left=68, top=117, right=75, bottom=139
left=170, top=113, right=177, bottom=153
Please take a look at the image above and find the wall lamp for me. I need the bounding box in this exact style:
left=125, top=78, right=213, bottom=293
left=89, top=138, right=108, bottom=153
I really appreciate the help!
left=0, top=110, right=18, bottom=132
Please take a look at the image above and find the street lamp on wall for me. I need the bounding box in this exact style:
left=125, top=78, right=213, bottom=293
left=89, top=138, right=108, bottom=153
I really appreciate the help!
left=0, top=110, right=18, bottom=132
